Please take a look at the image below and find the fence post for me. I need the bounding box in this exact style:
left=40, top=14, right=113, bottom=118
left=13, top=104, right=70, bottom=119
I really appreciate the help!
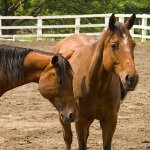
left=119, top=17, right=124, bottom=23
left=0, top=16, right=2, bottom=40
left=105, top=16, right=109, bottom=27
left=142, top=15, right=147, bottom=42
left=130, top=28, right=134, bottom=38
left=37, top=17, right=42, bottom=41
left=75, top=17, right=80, bottom=34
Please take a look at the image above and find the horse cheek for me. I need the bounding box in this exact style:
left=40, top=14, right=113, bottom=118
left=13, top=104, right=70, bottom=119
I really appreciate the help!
left=38, top=72, right=57, bottom=100
left=103, top=50, right=114, bottom=71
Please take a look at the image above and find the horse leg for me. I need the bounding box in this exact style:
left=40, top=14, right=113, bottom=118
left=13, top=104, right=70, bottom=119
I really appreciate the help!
left=59, top=117, right=73, bottom=150
left=100, top=114, right=117, bottom=150
left=75, top=118, right=93, bottom=150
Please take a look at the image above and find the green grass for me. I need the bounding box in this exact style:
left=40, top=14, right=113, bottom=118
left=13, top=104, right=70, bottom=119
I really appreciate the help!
left=15, top=36, right=150, bottom=44
left=134, top=38, right=150, bottom=43
left=16, top=37, right=37, bottom=42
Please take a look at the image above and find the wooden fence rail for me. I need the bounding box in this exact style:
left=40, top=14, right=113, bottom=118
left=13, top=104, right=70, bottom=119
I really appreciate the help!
left=0, top=14, right=150, bottom=42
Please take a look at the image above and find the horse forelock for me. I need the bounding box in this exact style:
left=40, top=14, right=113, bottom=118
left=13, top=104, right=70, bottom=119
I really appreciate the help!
left=113, top=22, right=126, bottom=36
left=0, top=44, right=31, bottom=87
left=55, top=54, right=73, bottom=87
left=104, top=22, right=131, bottom=45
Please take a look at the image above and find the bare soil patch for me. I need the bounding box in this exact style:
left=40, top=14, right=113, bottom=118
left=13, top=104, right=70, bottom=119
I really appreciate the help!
left=0, top=41, right=149, bottom=150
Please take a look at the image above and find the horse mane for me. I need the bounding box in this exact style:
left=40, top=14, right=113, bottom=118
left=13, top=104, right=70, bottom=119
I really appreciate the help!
left=0, top=44, right=31, bottom=87
left=54, top=54, right=73, bottom=88
left=32, top=49, right=73, bottom=87
left=32, top=48, right=73, bottom=84
left=0, top=44, right=72, bottom=89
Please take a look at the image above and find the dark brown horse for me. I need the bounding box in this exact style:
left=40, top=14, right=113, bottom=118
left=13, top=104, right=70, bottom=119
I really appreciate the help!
left=53, top=14, right=139, bottom=150
left=0, top=44, right=77, bottom=123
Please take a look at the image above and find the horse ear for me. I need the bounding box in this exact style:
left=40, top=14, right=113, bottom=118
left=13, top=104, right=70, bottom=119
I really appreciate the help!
left=51, top=55, right=58, bottom=65
left=124, top=13, right=136, bottom=30
left=109, top=13, right=116, bottom=31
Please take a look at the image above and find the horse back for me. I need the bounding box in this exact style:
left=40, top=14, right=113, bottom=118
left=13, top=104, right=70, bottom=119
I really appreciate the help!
left=53, top=34, right=95, bottom=57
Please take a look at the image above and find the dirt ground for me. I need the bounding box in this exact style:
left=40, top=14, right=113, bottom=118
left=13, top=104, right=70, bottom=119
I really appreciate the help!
left=0, top=40, right=149, bottom=150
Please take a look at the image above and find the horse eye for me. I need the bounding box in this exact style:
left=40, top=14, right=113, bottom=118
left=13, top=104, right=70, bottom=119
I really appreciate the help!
left=111, top=43, right=117, bottom=50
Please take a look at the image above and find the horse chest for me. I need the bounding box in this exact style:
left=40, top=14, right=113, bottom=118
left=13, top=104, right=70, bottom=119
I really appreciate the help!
left=91, top=96, right=108, bottom=118
left=76, top=95, right=105, bottom=119
left=77, top=89, right=120, bottom=120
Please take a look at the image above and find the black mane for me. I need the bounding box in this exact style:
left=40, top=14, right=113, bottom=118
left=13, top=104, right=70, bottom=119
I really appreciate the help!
left=0, top=44, right=31, bottom=87
left=54, top=54, right=73, bottom=88
left=0, top=44, right=73, bottom=88
left=114, top=22, right=126, bottom=36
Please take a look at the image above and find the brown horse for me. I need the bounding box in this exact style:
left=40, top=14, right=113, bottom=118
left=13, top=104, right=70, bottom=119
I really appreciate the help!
left=0, top=44, right=77, bottom=123
left=53, top=14, right=139, bottom=150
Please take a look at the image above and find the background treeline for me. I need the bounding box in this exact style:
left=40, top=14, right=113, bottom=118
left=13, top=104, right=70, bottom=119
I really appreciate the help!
left=0, top=0, right=150, bottom=35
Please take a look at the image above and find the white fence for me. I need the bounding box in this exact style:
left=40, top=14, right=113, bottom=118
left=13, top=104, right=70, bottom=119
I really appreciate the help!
left=0, top=14, right=150, bottom=42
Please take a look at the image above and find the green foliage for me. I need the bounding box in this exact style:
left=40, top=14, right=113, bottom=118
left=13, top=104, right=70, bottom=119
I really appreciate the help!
left=1, top=0, right=149, bottom=17
left=0, top=0, right=149, bottom=35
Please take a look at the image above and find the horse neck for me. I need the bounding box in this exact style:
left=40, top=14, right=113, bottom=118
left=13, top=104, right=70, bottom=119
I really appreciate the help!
left=86, top=30, right=108, bottom=90
left=98, top=67, right=113, bottom=92
left=23, top=51, right=51, bottom=83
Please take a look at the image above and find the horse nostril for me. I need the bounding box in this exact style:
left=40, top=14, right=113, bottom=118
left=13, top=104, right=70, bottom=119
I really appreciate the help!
left=69, top=113, right=75, bottom=122
left=125, top=74, right=138, bottom=86
left=125, top=75, right=130, bottom=84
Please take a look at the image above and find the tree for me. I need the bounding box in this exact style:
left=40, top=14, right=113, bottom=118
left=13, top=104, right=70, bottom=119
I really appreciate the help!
left=0, top=0, right=46, bottom=34
left=0, top=0, right=149, bottom=35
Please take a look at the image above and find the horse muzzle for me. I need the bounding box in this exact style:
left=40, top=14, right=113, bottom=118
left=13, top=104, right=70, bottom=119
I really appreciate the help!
left=123, top=74, right=139, bottom=91
left=60, top=111, right=76, bottom=123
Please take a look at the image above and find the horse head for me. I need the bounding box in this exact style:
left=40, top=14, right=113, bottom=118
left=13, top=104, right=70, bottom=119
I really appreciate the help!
left=39, top=55, right=77, bottom=123
left=103, top=13, right=139, bottom=91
